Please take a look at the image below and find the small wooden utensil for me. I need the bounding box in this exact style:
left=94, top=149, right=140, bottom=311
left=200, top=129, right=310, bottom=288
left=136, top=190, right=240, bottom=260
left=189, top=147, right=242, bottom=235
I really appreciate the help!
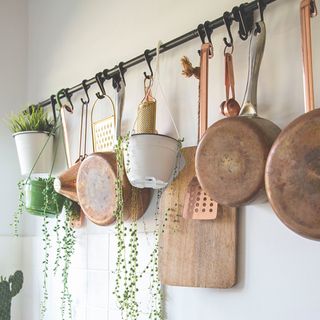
left=220, top=49, right=240, bottom=117
left=182, top=42, right=218, bottom=220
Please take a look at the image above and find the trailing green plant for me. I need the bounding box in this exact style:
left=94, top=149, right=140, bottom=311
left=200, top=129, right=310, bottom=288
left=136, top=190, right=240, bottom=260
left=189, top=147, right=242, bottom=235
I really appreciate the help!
left=113, top=135, right=140, bottom=319
left=113, top=136, right=184, bottom=320
left=11, top=180, right=25, bottom=237
left=40, top=176, right=62, bottom=320
left=8, top=105, right=54, bottom=134
left=11, top=104, right=77, bottom=320
left=60, top=199, right=77, bottom=320
left=0, top=271, right=23, bottom=320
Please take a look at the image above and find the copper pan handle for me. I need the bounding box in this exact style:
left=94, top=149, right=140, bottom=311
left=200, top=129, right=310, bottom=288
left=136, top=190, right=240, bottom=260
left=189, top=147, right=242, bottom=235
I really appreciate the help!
left=240, top=21, right=266, bottom=117
left=300, top=0, right=317, bottom=112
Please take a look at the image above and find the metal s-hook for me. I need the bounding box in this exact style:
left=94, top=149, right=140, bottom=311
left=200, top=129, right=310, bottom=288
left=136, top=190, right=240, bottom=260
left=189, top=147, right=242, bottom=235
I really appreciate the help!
left=80, top=80, right=90, bottom=104
left=143, top=49, right=153, bottom=79
left=257, top=0, right=266, bottom=22
left=232, top=5, right=253, bottom=41
left=255, top=0, right=266, bottom=33
left=112, top=62, right=126, bottom=91
left=56, top=88, right=74, bottom=113
left=50, top=95, right=57, bottom=123
left=197, top=23, right=206, bottom=44
left=223, top=12, right=233, bottom=47
left=95, top=72, right=106, bottom=99
left=310, top=0, right=318, bottom=17
left=203, top=21, right=213, bottom=44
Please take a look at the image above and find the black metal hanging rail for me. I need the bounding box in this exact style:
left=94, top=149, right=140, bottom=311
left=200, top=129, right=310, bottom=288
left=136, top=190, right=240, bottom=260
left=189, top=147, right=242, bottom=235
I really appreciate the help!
left=36, top=0, right=276, bottom=109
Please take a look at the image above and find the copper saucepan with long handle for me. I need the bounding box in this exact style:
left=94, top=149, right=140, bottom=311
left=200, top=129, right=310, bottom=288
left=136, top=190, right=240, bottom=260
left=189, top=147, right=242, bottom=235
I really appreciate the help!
left=265, top=0, right=320, bottom=240
left=195, top=20, right=281, bottom=207
left=54, top=94, right=88, bottom=202
left=77, top=78, right=151, bottom=226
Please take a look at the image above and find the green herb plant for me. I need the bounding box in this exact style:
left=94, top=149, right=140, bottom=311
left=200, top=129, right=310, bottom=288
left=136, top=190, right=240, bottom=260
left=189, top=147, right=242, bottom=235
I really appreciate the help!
left=11, top=105, right=77, bottom=320
left=8, top=105, right=54, bottom=134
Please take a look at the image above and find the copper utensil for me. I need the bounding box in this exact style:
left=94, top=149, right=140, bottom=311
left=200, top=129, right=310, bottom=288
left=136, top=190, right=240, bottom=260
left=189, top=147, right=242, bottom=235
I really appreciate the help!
left=220, top=48, right=240, bottom=117
left=265, top=0, right=320, bottom=240
left=77, top=79, right=151, bottom=226
left=54, top=99, right=89, bottom=202
left=195, top=20, right=281, bottom=207
left=182, top=42, right=218, bottom=220
left=157, top=50, right=238, bottom=288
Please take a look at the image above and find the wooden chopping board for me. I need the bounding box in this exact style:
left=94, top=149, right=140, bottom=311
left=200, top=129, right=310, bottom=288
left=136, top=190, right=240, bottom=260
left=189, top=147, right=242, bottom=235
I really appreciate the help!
left=159, top=147, right=238, bottom=288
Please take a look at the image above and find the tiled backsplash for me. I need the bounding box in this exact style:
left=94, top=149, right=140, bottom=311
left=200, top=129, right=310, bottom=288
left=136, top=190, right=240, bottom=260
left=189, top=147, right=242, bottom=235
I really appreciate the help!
left=21, top=226, right=156, bottom=320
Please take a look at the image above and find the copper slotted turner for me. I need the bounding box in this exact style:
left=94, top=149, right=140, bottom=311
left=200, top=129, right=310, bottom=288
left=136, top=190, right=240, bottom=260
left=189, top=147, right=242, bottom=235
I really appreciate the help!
left=182, top=42, right=218, bottom=220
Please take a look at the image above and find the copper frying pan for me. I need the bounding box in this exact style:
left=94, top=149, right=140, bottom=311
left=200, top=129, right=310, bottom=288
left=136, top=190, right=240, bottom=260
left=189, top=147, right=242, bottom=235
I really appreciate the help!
left=195, top=20, right=281, bottom=207
left=265, top=0, right=320, bottom=240
left=77, top=78, right=151, bottom=226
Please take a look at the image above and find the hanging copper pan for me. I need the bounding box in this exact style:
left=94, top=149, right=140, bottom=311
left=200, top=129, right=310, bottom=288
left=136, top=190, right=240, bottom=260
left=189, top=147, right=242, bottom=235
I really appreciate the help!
left=195, top=20, right=281, bottom=207
left=77, top=78, right=151, bottom=226
left=265, top=0, right=320, bottom=240
left=54, top=96, right=89, bottom=203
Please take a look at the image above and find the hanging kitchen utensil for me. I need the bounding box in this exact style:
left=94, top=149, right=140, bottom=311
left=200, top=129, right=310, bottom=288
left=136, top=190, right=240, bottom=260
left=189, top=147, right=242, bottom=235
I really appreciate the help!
left=91, top=95, right=116, bottom=152
left=220, top=46, right=241, bottom=117
left=195, top=18, right=281, bottom=207
left=265, top=0, right=320, bottom=240
left=54, top=94, right=89, bottom=203
left=182, top=42, right=218, bottom=220
left=77, top=76, right=151, bottom=226
left=136, top=77, right=157, bottom=134
left=124, top=42, right=180, bottom=189
left=158, top=33, right=238, bottom=288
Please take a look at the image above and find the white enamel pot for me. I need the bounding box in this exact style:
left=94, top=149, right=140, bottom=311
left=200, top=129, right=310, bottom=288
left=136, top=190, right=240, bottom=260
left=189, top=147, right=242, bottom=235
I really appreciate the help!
left=125, top=133, right=180, bottom=189
left=13, top=131, right=54, bottom=176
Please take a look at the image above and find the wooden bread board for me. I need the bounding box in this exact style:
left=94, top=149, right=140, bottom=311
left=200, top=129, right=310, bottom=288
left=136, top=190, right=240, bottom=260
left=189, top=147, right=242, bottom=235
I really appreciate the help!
left=159, top=147, right=238, bottom=288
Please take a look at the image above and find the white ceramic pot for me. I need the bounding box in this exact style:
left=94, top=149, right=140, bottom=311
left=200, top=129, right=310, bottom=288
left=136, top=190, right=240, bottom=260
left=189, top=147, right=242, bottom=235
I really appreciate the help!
left=13, top=131, right=54, bottom=176
left=125, top=133, right=179, bottom=189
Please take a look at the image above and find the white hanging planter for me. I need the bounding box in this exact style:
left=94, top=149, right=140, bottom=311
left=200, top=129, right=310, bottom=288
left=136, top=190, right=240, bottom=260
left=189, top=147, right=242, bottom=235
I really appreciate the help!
left=13, top=131, right=54, bottom=176
left=125, top=133, right=179, bottom=189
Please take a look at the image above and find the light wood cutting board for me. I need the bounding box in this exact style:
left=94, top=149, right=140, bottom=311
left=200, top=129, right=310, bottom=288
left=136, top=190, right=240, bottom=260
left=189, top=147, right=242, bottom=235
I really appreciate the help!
left=159, top=147, right=238, bottom=288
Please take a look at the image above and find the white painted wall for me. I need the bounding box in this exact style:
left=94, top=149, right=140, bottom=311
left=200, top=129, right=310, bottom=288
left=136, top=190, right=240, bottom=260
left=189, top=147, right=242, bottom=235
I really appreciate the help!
left=0, top=0, right=28, bottom=319
left=12, top=0, right=320, bottom=319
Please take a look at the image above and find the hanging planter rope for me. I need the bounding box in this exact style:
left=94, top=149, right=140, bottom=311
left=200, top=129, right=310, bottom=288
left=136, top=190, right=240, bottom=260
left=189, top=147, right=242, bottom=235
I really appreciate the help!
left=125, top=41, right=181, bottom=189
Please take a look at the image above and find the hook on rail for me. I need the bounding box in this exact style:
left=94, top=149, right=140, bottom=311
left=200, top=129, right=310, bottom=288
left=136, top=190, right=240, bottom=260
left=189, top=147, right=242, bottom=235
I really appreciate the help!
left=80, top=80, right=90, bottom=104
left=232, top=5, right=253, bottom=41
left=112, top=62, right=126, bottom=91
left=197, top=23, right=206, bottom=44
left=223, top=12, right=233, bottom=47
left=95, top=72, right=106, bottom=99
left=203, top=21, right=213, bottom=44
left=50, top=95, right=57, bottom=123
left=143, top=49, right=153, bottom=79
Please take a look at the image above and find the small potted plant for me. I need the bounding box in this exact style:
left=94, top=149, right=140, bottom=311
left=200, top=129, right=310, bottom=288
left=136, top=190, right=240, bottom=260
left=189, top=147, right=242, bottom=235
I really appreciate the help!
left=9, top=105, right=55, bottom=176
left=24, top=177, right=65, bottom=217
left=0, top=271, right=23, bottom=320
left=124, top=72, right=181, bottom=189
